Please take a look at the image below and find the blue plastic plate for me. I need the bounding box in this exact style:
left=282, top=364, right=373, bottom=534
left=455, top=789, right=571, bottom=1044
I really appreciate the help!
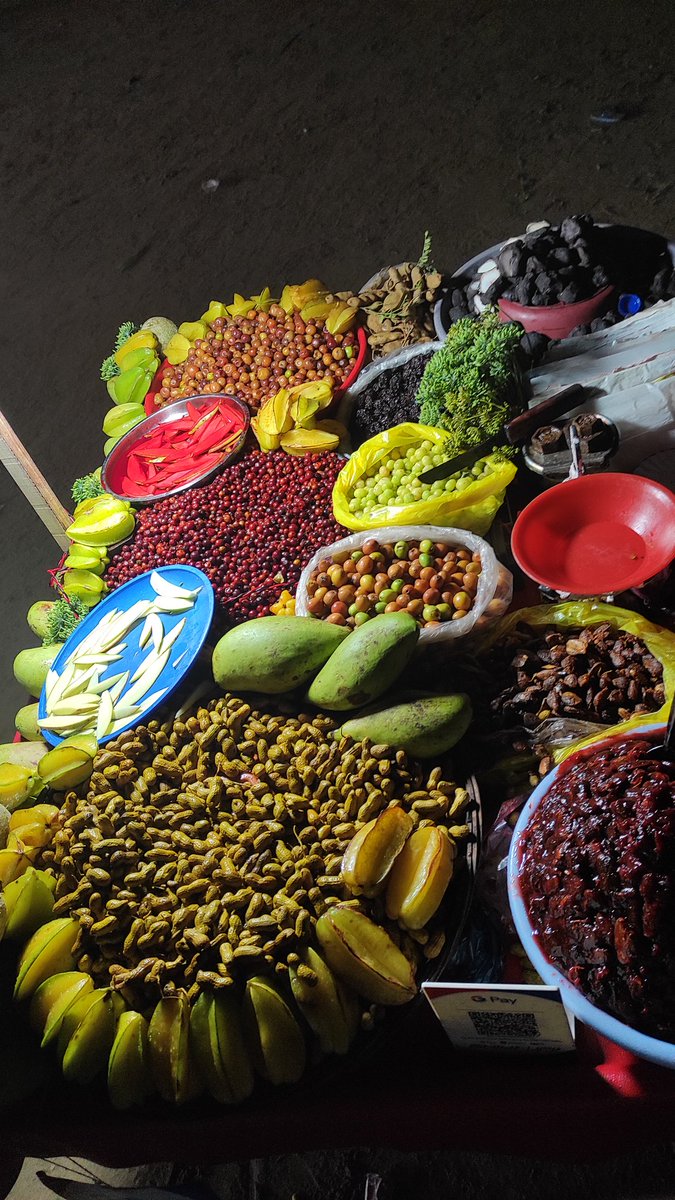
left=38, top=566, right=215, bottom=747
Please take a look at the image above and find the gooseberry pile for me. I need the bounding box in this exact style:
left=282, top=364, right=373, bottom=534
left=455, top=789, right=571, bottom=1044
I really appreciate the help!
left=105, top=450, right=346, bottom=625
left=347, top=440, right=495, bottom=519
left=156, top=304, right=359, bottom=412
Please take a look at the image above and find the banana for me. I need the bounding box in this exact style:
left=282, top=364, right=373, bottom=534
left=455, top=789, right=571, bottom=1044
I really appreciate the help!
left=3, top=867, right=55, bottom=941
left=243, top=976, right=306, bottom=1086
left=289, top=947, right=359, bottom=1056
left=108, top=1010, right=154, bottom=1110
left=316, top=904, right=417, bottom=1006
left=30, top=970, right=94, bottom=1047
left=190, top=990, right=254, bottom=1104
left=61, top=988, right=125, bottom=1084
left=148, top=991, right=196, bottom=1105
left=342, top=805, right=413, bottom=898
left=14, top=917, right=79, bottom=1001
left=385, top=826, right=455, bottom=930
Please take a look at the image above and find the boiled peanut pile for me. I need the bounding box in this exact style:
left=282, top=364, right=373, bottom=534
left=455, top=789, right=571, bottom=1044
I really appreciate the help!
left=485, top=621, right=665, bottom=728
left=38, top=696, right=470, bottom=1013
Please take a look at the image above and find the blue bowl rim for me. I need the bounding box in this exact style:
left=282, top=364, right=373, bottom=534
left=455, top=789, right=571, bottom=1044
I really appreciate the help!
left=507, top=720, right=675, bottom=1068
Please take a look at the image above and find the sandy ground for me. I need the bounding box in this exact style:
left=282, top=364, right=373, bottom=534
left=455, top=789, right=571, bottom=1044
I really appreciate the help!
left=1, top=0, right=674, bottom=1195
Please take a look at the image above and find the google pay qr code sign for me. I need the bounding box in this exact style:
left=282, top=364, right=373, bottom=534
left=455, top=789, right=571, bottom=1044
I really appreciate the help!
left=422, top=983, right=576, bottom=1054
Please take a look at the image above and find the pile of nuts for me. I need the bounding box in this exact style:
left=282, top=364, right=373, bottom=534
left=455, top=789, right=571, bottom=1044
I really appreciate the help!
left=39, top=697, right=469, bottom=1011
left=155, top=304, right=359, bottom=412
left=484, top=622, right=665, bottom=728
left=305, top=536, right=482, bottom=628
left=105, top=450, right=345, bottom=625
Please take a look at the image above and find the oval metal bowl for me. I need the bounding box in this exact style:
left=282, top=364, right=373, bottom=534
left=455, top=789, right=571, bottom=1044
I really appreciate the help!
left=101, top=393, right=249, bottom=505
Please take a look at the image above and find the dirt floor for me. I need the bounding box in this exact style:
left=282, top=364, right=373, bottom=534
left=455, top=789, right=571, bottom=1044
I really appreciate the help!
left=1, top=0, right=674, bottom=1195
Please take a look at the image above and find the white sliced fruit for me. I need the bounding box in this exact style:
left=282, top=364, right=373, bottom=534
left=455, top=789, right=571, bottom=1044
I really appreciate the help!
left=37, top=713, right=93, bottom=732
left=122, top=648, right=170, bottom=707
left=89, top=672, right=124, bottom=695
left=60, top=666, right=100, bottom=698
left=51, top=694, right=101, bottom=715
left=45, top=668, right=59, bottom=697
left=106, top=673, right=129, bottom=705
left=138, top=616, right=153, bottom=650
left=150, top=571, right=200, bottom=602
left=173, top=650, right=188, bottom=668
left=137, top=688, right=168, bottom=711
left=96, top=692, right=114, bottom=739
left=158, top=618, right=185, bottom=653
left=46, top=662, right=76, bottom=704
left=149, top=615, right=164, bottom=651
left=152, top=598, right=194, bottom=614
left=107, top=709, right=142, bottom=734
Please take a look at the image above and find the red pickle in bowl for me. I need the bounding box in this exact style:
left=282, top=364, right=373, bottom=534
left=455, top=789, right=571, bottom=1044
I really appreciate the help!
left=518, top=737, right=675, bottom=1040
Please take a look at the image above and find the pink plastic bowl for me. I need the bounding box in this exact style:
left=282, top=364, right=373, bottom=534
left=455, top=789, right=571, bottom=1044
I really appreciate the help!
left=499, top=284, right=614, bottom=339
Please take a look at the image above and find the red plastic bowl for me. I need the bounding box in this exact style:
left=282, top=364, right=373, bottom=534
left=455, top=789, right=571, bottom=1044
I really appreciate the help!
left=143, top=325, right=368, bottom=417
left=511, top=473, right=675, bottom=594
left=499, top=284, right=614, bottom=339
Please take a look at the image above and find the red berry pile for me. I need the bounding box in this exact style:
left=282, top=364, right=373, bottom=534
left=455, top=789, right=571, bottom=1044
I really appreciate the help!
left=105, top=450, right=346, bottom=625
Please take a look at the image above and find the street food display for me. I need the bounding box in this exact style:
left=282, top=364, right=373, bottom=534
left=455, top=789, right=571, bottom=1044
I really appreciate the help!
left=1, top=219, right=675, bottom=1111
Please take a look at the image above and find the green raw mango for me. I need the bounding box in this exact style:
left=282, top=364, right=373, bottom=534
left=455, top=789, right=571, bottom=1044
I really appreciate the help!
left=337, top=693, right=473, bottom=758
left=13, top=645, right=64, bottom=698
left=307, top=613, right=419, bottom=712
left=27, top=601, right=55, bottom=641
left=212, top=616, right=349, bottom=695
left=15, top=703, right=41, bottom=741
left=102, top=403, right=146, bottom=438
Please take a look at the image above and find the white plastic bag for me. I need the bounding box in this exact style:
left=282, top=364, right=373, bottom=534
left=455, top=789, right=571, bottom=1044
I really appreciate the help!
left=296, top=524, right=512, bottom=645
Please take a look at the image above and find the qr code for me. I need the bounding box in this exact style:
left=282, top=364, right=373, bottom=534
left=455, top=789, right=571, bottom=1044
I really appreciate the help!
left=469, top=1010, right=539, bottom=1039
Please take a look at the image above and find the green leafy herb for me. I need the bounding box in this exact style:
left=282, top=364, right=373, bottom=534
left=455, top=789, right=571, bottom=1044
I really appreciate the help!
left=43, top=597, right=88, bottom=646
left=417, top=229, right=434, bottom=271
left=114, top=320, right=140, bottom=351
left=100, top=354, right=119, bottom=381
left=71, top=473, right=104, bottom=503
left=416, top=309, right=522, bottom=451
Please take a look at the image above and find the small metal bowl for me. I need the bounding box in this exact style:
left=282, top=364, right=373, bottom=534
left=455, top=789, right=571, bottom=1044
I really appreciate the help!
left=101, top=393, right=249, bottom=504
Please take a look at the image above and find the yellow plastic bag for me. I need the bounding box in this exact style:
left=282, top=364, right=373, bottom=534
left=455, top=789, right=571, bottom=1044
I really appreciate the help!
left=332, top=423, right=517, bottom=535
left=480, top=600, right=675, bottom=762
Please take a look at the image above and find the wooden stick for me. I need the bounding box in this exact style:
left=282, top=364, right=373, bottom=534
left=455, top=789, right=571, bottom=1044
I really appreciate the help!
left=0, top=407, right=72, bottom=551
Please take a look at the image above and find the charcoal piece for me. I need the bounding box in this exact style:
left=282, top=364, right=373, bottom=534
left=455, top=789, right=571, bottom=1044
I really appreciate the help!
left=526, top=255, right=546, bottom=274
left=501, top=288, right=516, bottom=301
left=573, top=241, right=592, bottom=267
left=449, top=305, right=469, bottom=322
left=451, top=287, right=467, bottom=307
left=551, top=247, right=575, bottom=268
left=535, top=271, right=554, bottom=294
left=497, top=242, right=524, bottom=279
left=530, top=291, right=546, bottom=307
left=515, top=279, right=533, bottom=305
left=590, top=317, right=606, bottom=332
left=568, top=323, right=592, bottom=336
left=651, top=267, right=671, bottom=299
left=561, top=214, right=594, bottom=244
left=558, top=265, right=577, bottom=280
left=519, top=331, right=550, bottom=362
left=592, top=265, right=610, bottom=288
left=559, top=284, right=580, bottom=304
